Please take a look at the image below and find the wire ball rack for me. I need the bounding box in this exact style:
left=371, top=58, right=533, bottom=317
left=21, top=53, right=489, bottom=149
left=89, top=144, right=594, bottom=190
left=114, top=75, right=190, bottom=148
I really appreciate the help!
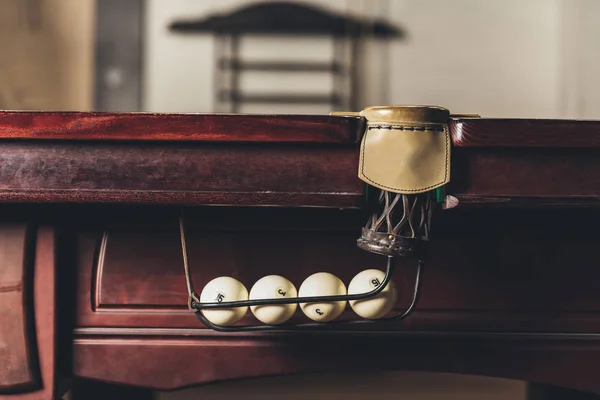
left=179, top=187, right=435, bottom=332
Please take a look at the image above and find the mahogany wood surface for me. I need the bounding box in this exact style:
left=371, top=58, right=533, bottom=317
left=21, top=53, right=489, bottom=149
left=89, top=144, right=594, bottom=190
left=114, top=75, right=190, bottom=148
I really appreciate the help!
left=0, top=112, right=364, bottom=143
left=3, top=112, right=600, bottom=397
left=1, top=115, right=600, bottom=207
left=45, top=204, right=600, bottom=394
left=2, top=112, right=599, bottom=148
left=450, top=117, right=600, bottom=148
left=66, top=206, right=600, bottom=333
left=449, top=147, right=600, bottom=205
left=72, top=333, right=600, bottom=393
left=0, top=141, right=362, bottom=208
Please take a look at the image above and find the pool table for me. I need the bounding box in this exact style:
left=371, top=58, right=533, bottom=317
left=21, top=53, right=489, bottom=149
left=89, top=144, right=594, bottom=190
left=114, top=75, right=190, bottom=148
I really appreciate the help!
left=2, top=105, right=600, bottom=399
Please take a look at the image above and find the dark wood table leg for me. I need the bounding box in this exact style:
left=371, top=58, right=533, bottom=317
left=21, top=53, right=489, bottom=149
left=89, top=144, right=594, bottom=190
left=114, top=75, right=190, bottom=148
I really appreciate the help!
left=0, top=226, right=57, bottom=400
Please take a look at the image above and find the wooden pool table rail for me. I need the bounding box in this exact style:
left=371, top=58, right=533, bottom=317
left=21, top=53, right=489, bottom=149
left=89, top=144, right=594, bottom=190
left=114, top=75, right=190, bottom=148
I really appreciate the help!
left=2, top=111, right=600, bottom=398
left=0, top=113, right=600, bottom=208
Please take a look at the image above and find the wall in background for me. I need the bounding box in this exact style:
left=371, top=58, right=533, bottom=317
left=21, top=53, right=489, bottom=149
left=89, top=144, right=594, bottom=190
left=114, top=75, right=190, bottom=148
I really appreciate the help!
left=2, top=0, right=599, bottom=118
left=386, top=0, right=561, bottom=118
left=143, top=0, right=377, bottom=114
left=0, top=0, right=95, bottom=110
left=142, top=0, right=600, bottom=118
left=567, top=0, right=600, bottom=119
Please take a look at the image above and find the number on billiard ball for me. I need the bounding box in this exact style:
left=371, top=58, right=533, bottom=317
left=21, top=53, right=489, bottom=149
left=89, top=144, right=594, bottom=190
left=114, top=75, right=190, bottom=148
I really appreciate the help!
left=249, top=275, right=297, bottom=325
left=199, top=276, right=248, bottom=326
left=348, top=269, right=397, bottom=319
left=298, top=272, right=347, bottom=322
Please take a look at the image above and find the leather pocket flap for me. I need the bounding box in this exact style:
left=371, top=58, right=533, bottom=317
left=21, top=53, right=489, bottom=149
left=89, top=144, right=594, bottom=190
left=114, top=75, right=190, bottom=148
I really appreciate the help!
left=358, top=124, right=450, bottom=194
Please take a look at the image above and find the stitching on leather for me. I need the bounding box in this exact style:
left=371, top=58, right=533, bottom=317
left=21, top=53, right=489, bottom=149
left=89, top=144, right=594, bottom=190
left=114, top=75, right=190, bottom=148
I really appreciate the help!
left=360, top=124, right=449, bottom=193
left=367, top=125, right=444, bottom=132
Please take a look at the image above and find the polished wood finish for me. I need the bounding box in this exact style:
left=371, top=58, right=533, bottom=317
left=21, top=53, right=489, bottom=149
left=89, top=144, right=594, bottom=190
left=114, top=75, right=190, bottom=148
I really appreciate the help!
left=66, top=206, right=600, bottom=333
left=0, top=141, right=362, bottom=207
left=3, top=111, right=600, bottom=148
left=0, top=227, right=57, bottom=399
left=57, top=204, right=600, bottom=394
left=449, top=117, right=600, bottom=206
left=450, top=118, right=600, bottom=148
left=0, top=112, right=364, bottom=143
left=3, top=111, right=600, bottom=398
left=3, top=112, right=600, bottom=148
left=72, top=333, right=600, bottom=393
left=3, top=115, right=600, bottom=207
left=449, top=147, right=600, bottom=206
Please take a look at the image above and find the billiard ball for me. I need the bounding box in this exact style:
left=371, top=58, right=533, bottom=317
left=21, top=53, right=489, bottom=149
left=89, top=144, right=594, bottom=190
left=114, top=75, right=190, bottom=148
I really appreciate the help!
left=199, top=276, right=248, bottom=326
left=298, top=272, right=347, bottom=322
left=249, top=275, right=297, bottom=325
left=348, top=269, right=397, bottom=319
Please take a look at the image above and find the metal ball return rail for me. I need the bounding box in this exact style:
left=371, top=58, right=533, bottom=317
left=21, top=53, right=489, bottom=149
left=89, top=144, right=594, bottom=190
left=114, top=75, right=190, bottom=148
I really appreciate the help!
left=179, top=204, right=425, bottom=333
left=179, top=105, right=454, bottom=332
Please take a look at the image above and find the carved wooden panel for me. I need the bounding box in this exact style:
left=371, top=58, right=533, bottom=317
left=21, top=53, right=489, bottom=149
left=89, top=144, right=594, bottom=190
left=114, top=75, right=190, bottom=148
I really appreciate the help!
left=68, top=205, right=600, bottom=394
left=73, top=334, right=600, bottom=392
left=74, top=206, right=600, bottom=333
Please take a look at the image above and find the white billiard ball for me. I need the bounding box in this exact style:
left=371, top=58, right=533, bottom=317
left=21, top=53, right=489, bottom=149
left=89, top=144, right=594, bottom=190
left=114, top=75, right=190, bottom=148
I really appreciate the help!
left=249, top=275, right=297, bottom=325
left=348, top=269, right=397, bottom=319
left=199, top=276, right=248, bottom=326
left=299, top=272, right=347, bottom=322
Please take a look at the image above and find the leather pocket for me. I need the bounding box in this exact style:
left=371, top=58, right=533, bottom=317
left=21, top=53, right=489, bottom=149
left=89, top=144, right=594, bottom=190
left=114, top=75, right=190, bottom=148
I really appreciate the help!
left=358, top=123, right=450, bottom=194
